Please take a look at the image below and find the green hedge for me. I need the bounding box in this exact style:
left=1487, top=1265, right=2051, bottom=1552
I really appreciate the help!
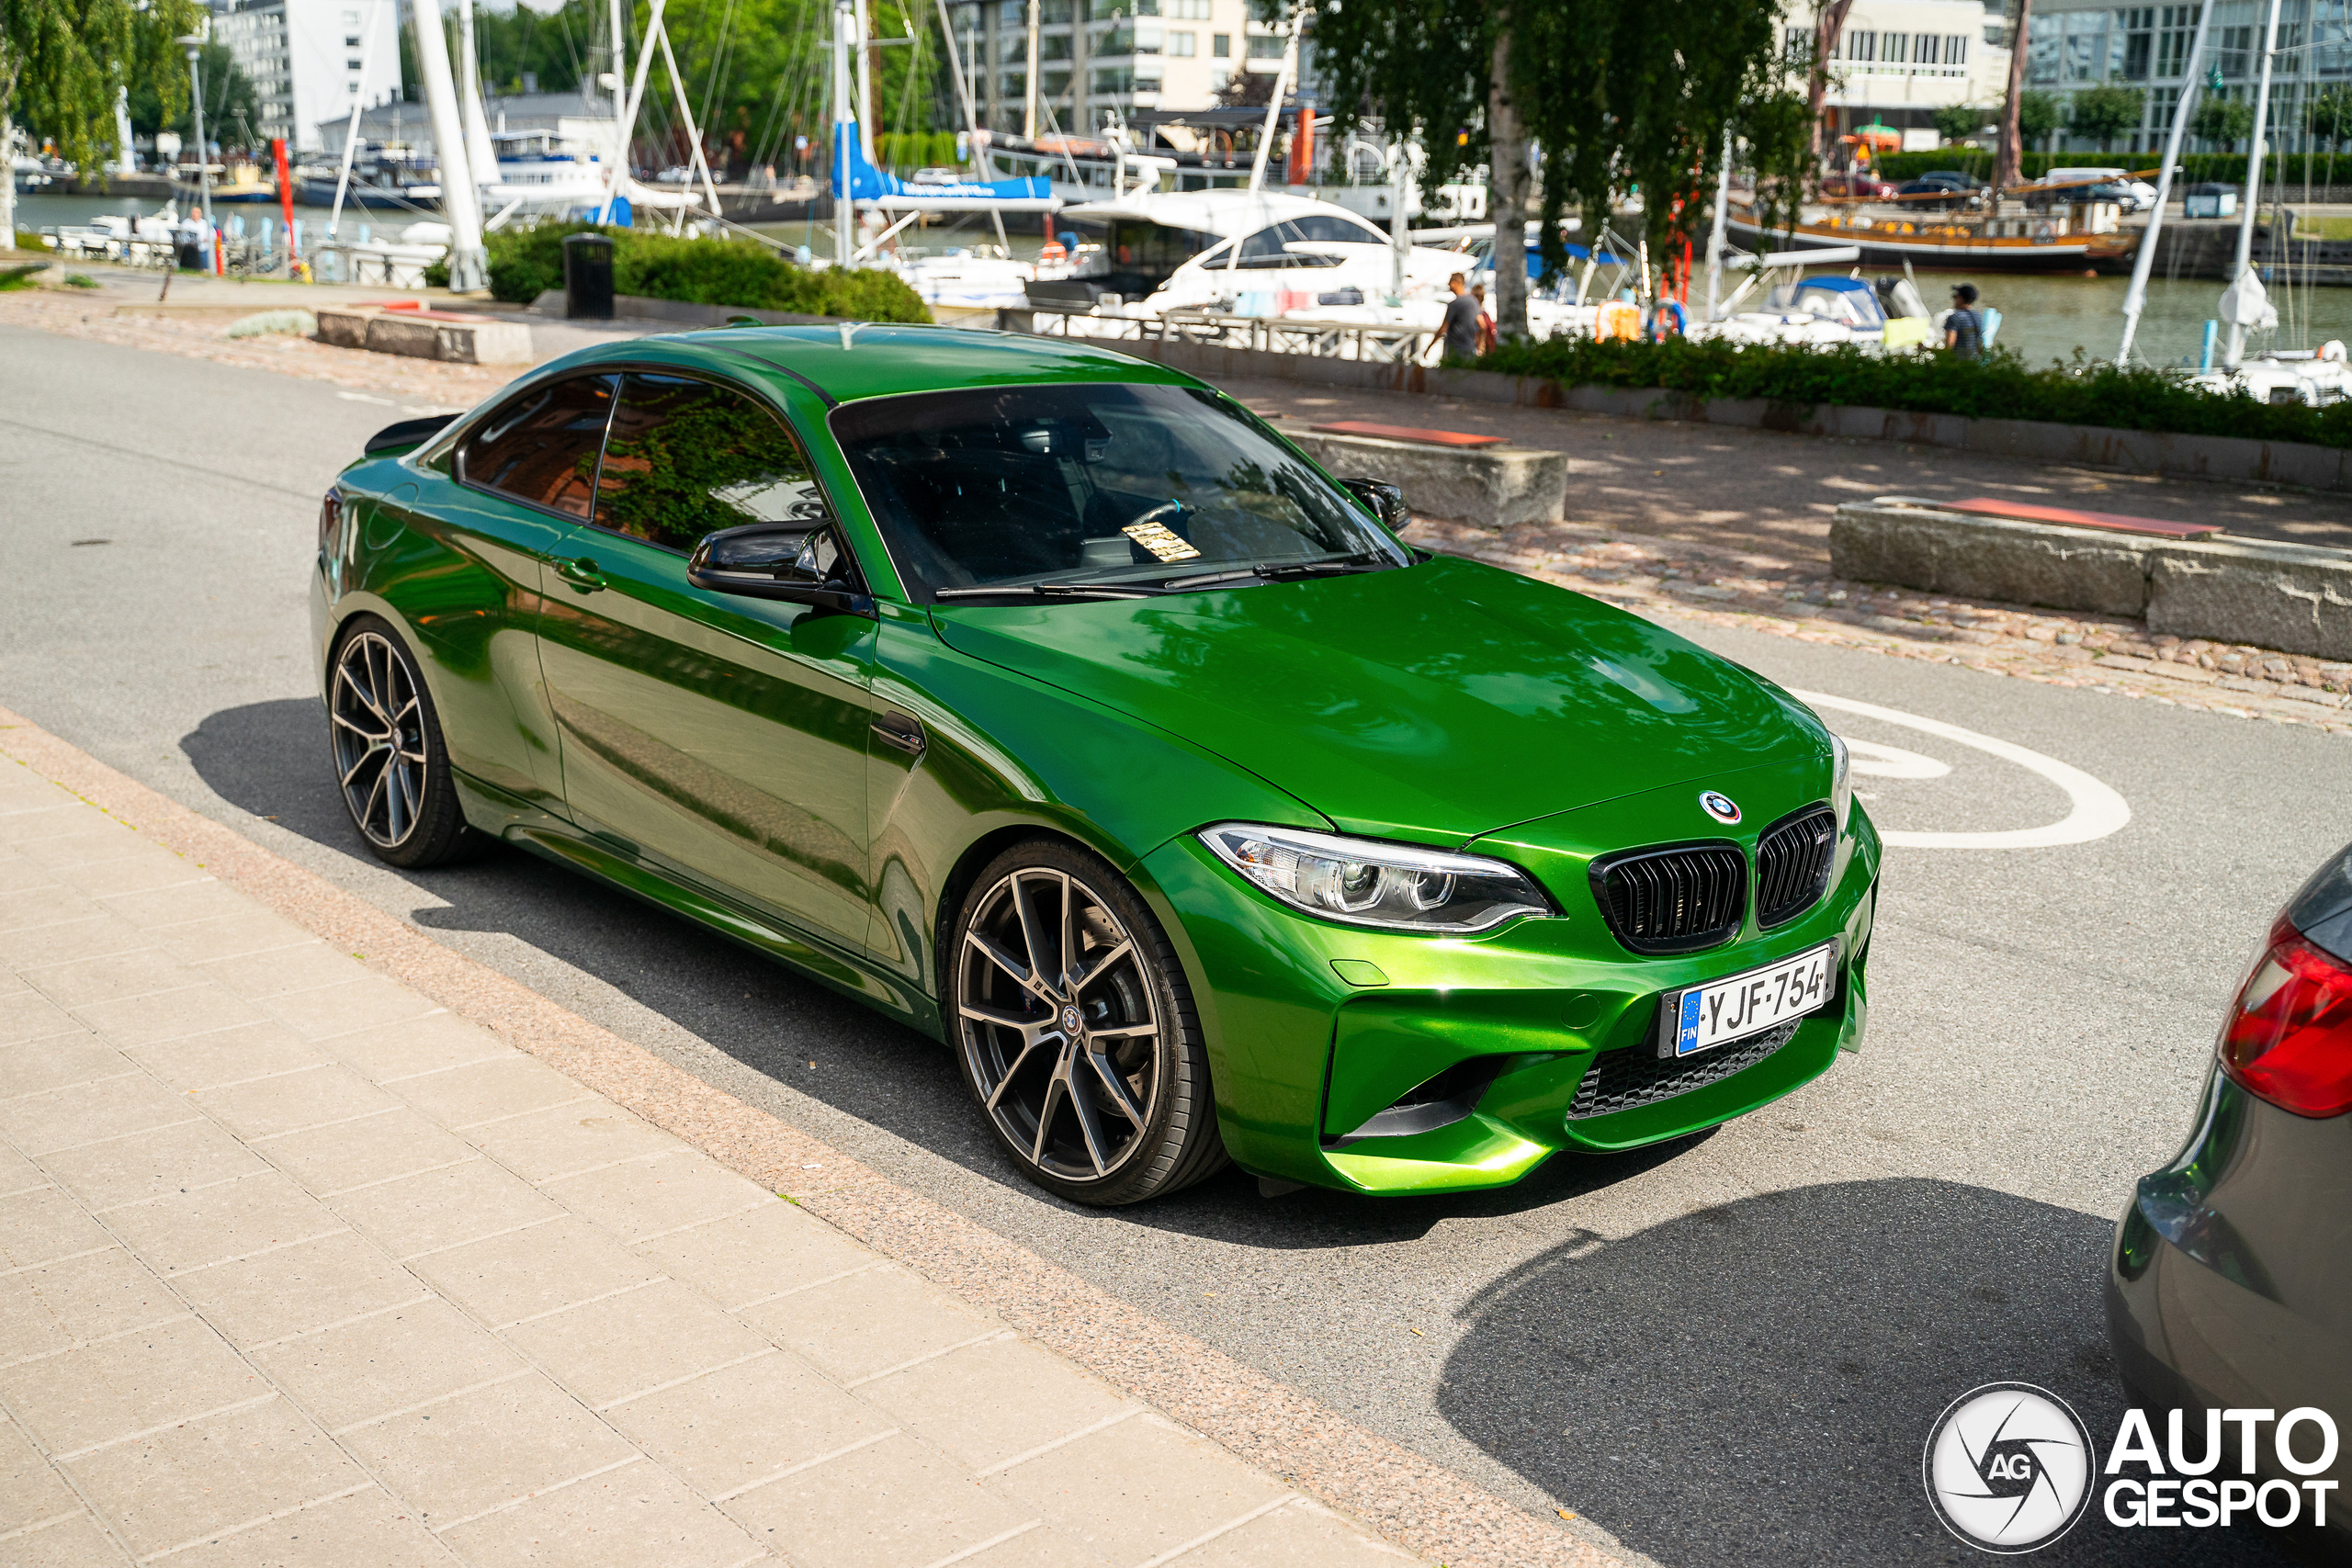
left=482, top=221, right=930, bottom=321
left=1475, top=335, right=2352, bottom=449
left=1871, top=147, right=2352, bottom=186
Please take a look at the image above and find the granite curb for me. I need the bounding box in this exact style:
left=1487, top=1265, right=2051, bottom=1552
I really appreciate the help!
left=0, top=705, right=1623, bottom=1568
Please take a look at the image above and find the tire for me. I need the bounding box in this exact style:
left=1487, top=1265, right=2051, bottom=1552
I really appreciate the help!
left=324, top=615, right=485, bottom=868
left=946, top=839, right=1228, bottom=1205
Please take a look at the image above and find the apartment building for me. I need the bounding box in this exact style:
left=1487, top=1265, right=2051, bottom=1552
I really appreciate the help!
left=942, top=0, right=1318, bottom=137
left=209, top=0, right=402, bottom=153
left=1784, top=0, right=2015, bottom=145
left=2023, top=0, right=2336, bottom=153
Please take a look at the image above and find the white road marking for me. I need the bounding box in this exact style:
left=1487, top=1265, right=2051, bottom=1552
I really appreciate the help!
left=1843, top=738, right=1951, bottom=780
left=1793, top=690, right=2132, bottom=851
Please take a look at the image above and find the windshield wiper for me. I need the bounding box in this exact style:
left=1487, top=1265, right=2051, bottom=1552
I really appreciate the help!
left=933, top=582, right=1170, bottom=601
left=1159, top=551, right=1393, bottom=591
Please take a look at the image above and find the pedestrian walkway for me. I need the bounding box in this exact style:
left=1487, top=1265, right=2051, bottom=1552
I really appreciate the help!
left=0, top=762, right=1414, bottom=1567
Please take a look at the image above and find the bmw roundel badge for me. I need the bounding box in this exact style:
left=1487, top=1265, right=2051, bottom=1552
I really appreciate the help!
left=1699, top=790, right=1742, bottom=825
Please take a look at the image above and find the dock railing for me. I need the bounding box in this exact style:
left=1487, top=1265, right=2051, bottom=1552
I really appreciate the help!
left=999, top=302, right=1438, bottom=364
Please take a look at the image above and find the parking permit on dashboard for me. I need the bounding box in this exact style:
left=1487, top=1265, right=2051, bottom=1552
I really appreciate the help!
left=1124, top=520, right=1201, bottom=561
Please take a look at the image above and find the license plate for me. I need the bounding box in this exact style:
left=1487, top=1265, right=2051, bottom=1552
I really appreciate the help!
left=1657, top=943, right=1836, bottom=1059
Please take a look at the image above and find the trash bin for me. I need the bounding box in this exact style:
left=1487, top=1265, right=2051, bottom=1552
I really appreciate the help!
left=564, top=231, right=615, bottom=320
left=2184, top=183, right=2239, bottom=220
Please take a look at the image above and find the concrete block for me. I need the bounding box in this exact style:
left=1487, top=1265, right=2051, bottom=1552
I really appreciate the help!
left=313, top=305, right=534, bottom=366
left=1832, top=501, right=2352, bottom=659
left=2148, top=537, right=2352, bottom=660
left=1830, top=503, right=2153, bottom=616
left=1287, top=429, right=1567, bottom=527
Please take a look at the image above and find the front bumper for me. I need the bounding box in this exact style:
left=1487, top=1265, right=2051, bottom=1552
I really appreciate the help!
left=1136, top=793, right=1880, bottom=1197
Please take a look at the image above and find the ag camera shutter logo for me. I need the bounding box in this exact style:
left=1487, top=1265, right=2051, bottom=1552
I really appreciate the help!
left=1922, top=1383, right=2096, bottom=1553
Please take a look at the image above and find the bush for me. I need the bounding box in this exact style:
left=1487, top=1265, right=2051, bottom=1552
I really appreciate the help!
left=482, top=221, right=929, bottom=321
left=1476, top=335, right=2352, bottom=449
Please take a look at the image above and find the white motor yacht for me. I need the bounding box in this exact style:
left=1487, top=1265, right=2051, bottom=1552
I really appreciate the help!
left=1027, top=187, right=1467, bottom=325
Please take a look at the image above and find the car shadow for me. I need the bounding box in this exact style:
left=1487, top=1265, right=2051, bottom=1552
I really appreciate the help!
left=183, top=701, right=1726, bottom=1231
left=1437, top=1176, right=2297, bottom=1568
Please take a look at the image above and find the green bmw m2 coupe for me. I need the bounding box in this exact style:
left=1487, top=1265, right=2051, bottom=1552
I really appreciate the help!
left=311, top=325, right=1879, bottom=1204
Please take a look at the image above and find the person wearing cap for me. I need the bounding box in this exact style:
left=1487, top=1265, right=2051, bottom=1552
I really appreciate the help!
left=1946, top=285, right=1984, bottom=360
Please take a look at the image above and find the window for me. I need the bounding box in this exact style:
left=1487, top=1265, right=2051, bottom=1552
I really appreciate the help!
left=1215, top=212, right=1384, bottom=267
left=1783, top=24, right=1811, bottom=59
left=2157, top=6, right=2200, bottom=76
left=1247, top=32, right=1284, bottom=57
left=345, top=34, right=359, bottom=45
left=1169, top=28, right=1195, bottom=54
left=831, top=383, right=1402, bottom=599
left=1946, top=32, right=1967, bottom=63
left=459, top=376, right=615, bottom=517
left=1843, top=28, right=1876, bottom=61
left=1915, top=34, right=1939, bottom=63
left=1212, top=31, right=1229, bottom=55
left=1883, top=31, right=1908, bottom=62
left=592, top=375, right=826, bottom=553
left=1170, top=0, right=1210, bottom=17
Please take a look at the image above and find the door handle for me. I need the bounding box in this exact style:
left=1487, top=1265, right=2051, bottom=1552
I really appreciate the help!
left=557, top=557, right=606, bottom=592
left=870, top=712, right=926, bottom=759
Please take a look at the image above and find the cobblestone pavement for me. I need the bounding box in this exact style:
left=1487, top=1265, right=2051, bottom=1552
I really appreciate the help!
left=1405, top=515, right=2352, bottom=738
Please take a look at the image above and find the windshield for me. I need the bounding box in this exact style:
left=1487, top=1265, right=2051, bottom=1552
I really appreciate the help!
left=830, top=382, right=1407, bottom=601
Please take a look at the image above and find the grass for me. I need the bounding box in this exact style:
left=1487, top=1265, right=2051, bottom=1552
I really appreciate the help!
left=2291, top=215, right=2352, bottom=241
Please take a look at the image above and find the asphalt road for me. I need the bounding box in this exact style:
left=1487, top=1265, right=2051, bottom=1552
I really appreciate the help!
left=5, top=323, right=2343, bottom=1568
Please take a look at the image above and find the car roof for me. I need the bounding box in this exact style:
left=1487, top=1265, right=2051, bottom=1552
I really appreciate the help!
left=560, top=323, right=1201, bottom=406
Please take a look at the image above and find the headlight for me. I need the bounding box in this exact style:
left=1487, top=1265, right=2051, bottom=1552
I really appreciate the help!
left=1199, top=823, right=1552, bottom=933
left=1830, top=733, right=1852, bottom=832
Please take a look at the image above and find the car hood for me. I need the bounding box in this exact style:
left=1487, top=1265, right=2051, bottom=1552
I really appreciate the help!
left=929, top=555, right=1829, bottom=842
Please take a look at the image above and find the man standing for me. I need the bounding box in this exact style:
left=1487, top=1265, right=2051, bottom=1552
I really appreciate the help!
left=1442, top=273, right=1484, bottom=361
left=1946, top=284, right=1985, bottom=359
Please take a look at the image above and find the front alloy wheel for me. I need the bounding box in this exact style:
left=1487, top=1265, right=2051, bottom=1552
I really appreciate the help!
left=952, top=842, right=1226, bottom=1204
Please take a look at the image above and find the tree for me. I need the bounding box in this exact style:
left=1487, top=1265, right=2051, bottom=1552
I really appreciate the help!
left=2017, top=88, right=2059, bottom=149
left=1213, top=68, right=1276, bottom=109
left=2306, top=84, right=2352, bottom=151
left=1931, top=101, right=1990, bottom=145
left=127, top=41, right=259, bottom=150
left=1740, top=85, right=1816, bottom=244
left=2, top=0, right=202, bottom=237
left=2192, top=95, right=2255, bottom=151
left=2068, top=83, right=2143, bottom=152
left=1995, top=0, right=2031, bottom=189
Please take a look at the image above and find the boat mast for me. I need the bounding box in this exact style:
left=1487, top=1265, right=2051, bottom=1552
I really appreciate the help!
left=609, top=0, right=628, bottom=170
left=1023, top=0, right=1040, bottom=141
left=936, top=0, right=1012, bottom=254
left=328, top=0, right=385, bottom=241
left=854, top=0, right=877, bottom=164
left=834, top=0, right=856, bottom=268
left=1247, top=14, right=1297, bottom=192
left=1705, top=126, right=1732, bottom=321
left=2223, top=0, right=2285, bottom=367
left=2118, top=0, right=2215, bottom=363
left=408, top=0, right=485, bottom=288
left=456, top=0, right=501, bottom=205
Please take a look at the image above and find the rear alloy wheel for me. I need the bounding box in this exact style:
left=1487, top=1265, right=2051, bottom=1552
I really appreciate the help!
left=327, top=618, right=481, bottom=868
left=951, top=841, right=1227, bottom=1204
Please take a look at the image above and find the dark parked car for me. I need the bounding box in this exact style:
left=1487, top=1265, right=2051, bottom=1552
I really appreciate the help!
left=2106, top=841, right=2351, bottom=1550
left=1894, top=178, right=1978, bottom=211
left=1917, top=169, right=1988, bottom=189
left=1821, top=171, right=1896, bottom=200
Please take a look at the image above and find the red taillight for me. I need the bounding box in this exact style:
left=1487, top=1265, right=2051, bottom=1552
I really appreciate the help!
left=320, top=488, right=343, bottom=548
left=2218, top=915, right=2352, bottom=1118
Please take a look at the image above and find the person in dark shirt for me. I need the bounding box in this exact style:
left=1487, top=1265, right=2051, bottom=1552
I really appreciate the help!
left=1946, top=284, right=1984, bottom=359
left=1442, top=273, right=1483, bottom=359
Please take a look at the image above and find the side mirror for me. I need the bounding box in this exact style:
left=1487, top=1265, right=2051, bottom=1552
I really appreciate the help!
left=688, top=522, right=873, bottom=616
left=1340, top=478, right=1409, bottom=533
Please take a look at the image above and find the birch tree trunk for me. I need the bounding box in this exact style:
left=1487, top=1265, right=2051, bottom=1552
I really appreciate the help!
left=1487, top=16, right=1529, bottom=344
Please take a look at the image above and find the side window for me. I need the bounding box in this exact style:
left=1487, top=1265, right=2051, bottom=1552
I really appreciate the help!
left=458, top=374, right=616, bottom=518
left=591, top=373, right=831, bottom=552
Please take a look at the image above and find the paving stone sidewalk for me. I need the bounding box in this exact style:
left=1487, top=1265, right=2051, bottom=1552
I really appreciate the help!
left=0, top=766, right=1413, bottom=1568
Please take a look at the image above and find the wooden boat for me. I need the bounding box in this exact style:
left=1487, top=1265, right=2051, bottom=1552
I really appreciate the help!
left=1725, top=199, right=2140, bottom=274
